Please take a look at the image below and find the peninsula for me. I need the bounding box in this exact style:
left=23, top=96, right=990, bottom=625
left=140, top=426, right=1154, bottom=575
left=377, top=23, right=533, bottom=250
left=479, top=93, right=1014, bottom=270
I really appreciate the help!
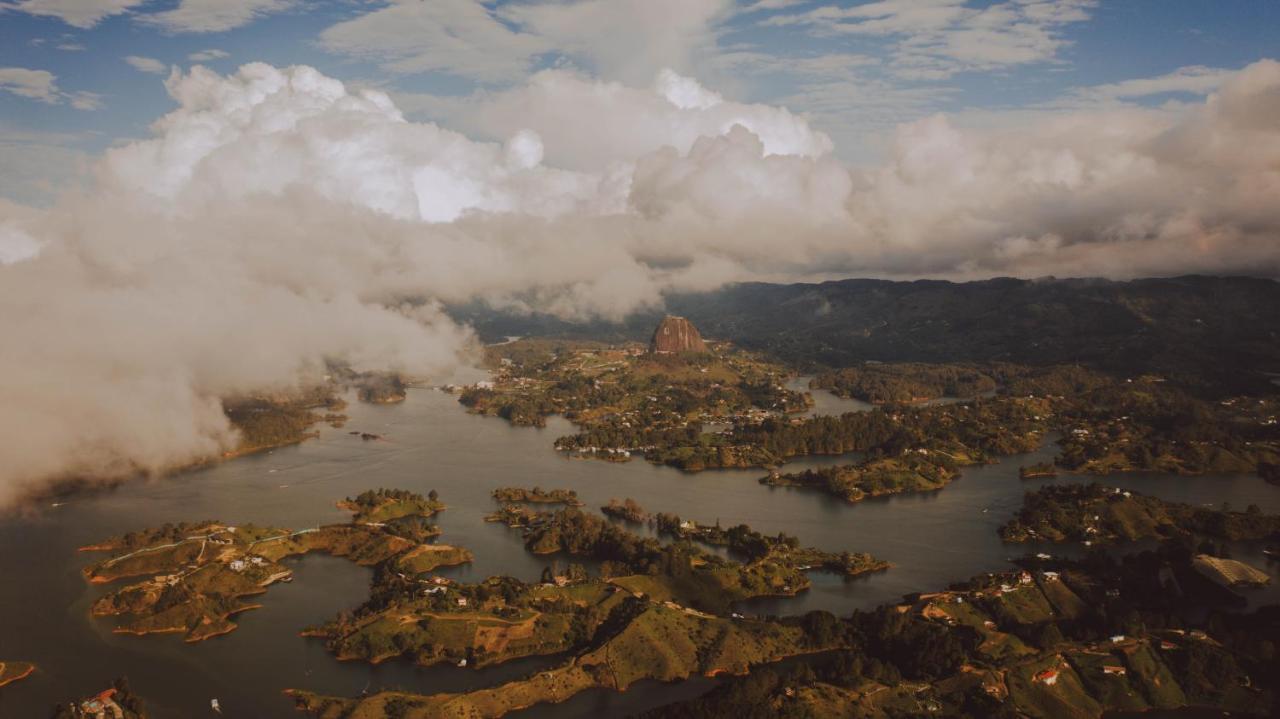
left=79, top=489, right=470, bottom=642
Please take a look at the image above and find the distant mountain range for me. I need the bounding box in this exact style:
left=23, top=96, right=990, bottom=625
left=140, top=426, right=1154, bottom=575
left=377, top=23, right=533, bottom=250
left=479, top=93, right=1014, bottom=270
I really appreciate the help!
left=448, top=276, right=1280, bottom=394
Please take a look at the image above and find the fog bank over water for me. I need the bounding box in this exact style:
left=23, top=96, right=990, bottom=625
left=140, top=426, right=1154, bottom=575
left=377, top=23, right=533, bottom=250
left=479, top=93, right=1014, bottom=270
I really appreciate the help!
left=1, top=58, right=1279, bottom=499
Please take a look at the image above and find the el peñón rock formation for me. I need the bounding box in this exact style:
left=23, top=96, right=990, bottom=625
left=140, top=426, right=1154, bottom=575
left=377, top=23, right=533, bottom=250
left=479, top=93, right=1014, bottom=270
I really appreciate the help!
left=649, top=315, right=708, bottom=354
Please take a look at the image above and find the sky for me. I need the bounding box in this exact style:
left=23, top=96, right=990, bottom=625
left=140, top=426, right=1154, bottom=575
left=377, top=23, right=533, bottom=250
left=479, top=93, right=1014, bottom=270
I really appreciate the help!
left=0, top=1, right=1279, bottom=498
left=2, top=0, right=1278, bottom=204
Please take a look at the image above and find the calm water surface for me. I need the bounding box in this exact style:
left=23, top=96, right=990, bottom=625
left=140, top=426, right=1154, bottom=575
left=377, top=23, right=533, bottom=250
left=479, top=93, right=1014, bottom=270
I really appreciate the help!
left=1, top=378, right=1277, bottom=717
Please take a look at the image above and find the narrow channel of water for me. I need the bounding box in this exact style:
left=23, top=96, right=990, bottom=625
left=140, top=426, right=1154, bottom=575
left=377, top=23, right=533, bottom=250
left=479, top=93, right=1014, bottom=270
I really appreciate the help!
left=1, top=380, right=1276, bottom=717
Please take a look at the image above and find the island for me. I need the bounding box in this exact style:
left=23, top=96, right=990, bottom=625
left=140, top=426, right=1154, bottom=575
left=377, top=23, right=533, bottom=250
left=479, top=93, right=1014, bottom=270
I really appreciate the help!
left=600, top=497, right=650, bottom=522
left=759, top=454, right=959, bottom=503
left=79, top=489, right=471, bottom=642
left=338, top=488, right=445, bottom=524
left=1000, top=483, right=1280, bottom=544
left=221, top=386, right=346, bottom=458
left=651, top=514, right=889, bottom=578
left=353, top=372, right=408, bottom=404
left=490, top=486, right=583, bottom=506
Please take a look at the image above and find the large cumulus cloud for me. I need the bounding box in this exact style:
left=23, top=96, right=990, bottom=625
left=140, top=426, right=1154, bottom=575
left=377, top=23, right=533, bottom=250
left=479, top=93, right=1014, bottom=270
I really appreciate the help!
left=1, top=58, right=1278, bottom=501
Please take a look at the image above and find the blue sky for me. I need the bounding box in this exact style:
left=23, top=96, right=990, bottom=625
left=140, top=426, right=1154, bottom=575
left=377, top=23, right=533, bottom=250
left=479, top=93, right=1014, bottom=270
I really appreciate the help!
left=1, top=0, right=1277, bottom=205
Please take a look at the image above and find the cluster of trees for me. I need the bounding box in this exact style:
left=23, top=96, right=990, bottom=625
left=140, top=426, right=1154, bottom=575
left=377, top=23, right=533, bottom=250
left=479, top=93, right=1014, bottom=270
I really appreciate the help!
left=524, top=509, right=698, bottom=578
left=224, top=397, right=323, bottom=450
left=108, top=521, right=220, bottom=551
left=345, top=488, right=435, bottom=508
left=556, top=421, right=701, bottom=454
left=467, top=339, right=802, bottom=443
left=814, top=363, right=998, bottom=403
left=734, top=397, right=1045, bottom=462
left=601, top=498, right=649, bottom=523
left=354, top=373, right=407, bottom=403
left=51, top=677, right=146, bottom=719
left=763, top=454, right=957, bottom=503
left=492, top=486, right=580, bottom=504
left=651, top=516, right=797, bottom=563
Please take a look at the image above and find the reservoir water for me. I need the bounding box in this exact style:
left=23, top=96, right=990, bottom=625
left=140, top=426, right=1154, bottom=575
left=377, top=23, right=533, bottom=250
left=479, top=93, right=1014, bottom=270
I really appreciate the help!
left=2, top=379, right=1277, bottom=717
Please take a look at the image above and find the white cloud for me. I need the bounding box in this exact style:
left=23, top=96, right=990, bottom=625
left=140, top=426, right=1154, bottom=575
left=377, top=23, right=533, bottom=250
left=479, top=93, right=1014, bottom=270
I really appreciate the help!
left=501, top=0, right=731, bottom=84
left=0, top=66, right=100, bottom=109
left=188, top=48, right=229, bottom=62
left=125, top=55, right=167, bottom=74
left=764, top=0, right=1095, bottom=78
left=4, top=0, right=147, bottom=28
left=738, top=0, right=808, bottom=13
left=104, top=63, right=611, bottom=222
left=1071, top=65, right=1237, bottom=103
left=55, top=43, right=86, bottom=51
left=66, top=90, right=102, bottom=110
left=3, top=59, right=1280, bottom=502
left=320, top=0, right=731, bottom=84
left=0, top=128, right=91, bottom=207
left=397, top=68, right=831, bottom=171
left=320, top=0, right=549, bottom=82
left=0, top=67, right=59, bottom=103
left=138, top=0, right=293, bottom=33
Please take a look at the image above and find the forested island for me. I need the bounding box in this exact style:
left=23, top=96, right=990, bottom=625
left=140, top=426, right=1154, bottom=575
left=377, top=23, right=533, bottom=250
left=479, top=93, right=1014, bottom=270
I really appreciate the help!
left=491, top=486, right=583, bottom=506
left=760, top=454, right=959, bottom=503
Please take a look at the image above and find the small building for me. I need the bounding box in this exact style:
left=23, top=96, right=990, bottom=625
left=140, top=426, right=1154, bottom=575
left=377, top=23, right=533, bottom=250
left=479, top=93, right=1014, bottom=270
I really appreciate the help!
left=1103, top=665, right=1127, bottom=676
left=456, top=597, right=468, bottom=607
left=1034, top=668, right=1059, bottom=686
left=229, top=559, right=246, bottom=572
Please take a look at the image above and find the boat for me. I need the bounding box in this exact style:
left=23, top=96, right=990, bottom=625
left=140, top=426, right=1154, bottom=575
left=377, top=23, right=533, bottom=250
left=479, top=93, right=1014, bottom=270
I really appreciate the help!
left=211, top=698, right=221, bottom=713
left=1264, top=547, right=1280, bottom=561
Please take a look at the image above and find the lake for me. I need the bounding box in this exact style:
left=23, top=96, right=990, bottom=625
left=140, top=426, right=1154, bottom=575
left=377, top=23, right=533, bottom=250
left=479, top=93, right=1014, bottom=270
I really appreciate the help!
left=1, top=379, right=1277, bottom=717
